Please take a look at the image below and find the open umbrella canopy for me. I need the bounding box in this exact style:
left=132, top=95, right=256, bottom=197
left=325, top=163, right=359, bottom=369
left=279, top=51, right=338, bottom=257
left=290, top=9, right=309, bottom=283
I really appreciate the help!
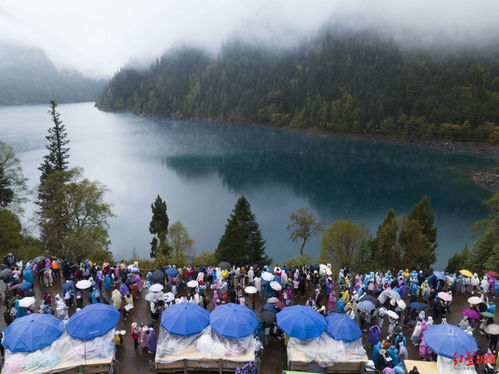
left=67, top=304, right=120, bottom=340
left=161, top=302, right=209, bottom=336
left=484, top=324, right=499, bottom=335
left=165, top=267, right=178, bottom=277
left=409, top=302, right=425, bottom=309
left=187, top=280, right=198, bottom=288
left=357, top=300, right=375, bottom=311
left=32, top=256, right=45, bottom=263
left=387, top=310, right=399, bottom=319
left=433, top=271, right=446, bottom=281
left=210, top=303, right=258, bottom=339
left=0, top=268, right=12, bottom=280
left=462, top=309, right=480, bottom=319
left=149, top=283, right=164, bottom=292
left=438, top=292, right=452, bottom=301
left=19, top=297, right=36, bottom=308
left=360, top=295, right=380, bottom=307
left=151, top=270, right=166, bottom=284
left=467, top=296, right=482, bottom=305
left=423, top=324, right=478, bottom=359
left=261, top=272, right=274, bottom=282
left=276, top=305, right=326, bottom=340
left=244, top=286, right=257, bottom=294
left=12, top=281, right=32, bottom=291
left=481, top=312, right=494, bottom=318
left=76, top=280, right=92, bottom=290
left=3, top=314, right=64, bottom=352
left=267, top=297, right=280, bottom=304
left=270, top=281, right=282, bottom=291
left=218, top=262, right=231, bottom=270
left=261, top=311, right=276, bottom=323
left=460, top=270, right=473, bottom=277
left=163, top=292, right=175, bottom=303
left=325, top=313, right=362, bottom=342
left=486, top=271, right=499, bottom=278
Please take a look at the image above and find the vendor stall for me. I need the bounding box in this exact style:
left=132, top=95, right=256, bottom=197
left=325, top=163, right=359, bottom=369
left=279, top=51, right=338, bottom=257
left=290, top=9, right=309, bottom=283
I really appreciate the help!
left=153, top=303, right=260, bottom=373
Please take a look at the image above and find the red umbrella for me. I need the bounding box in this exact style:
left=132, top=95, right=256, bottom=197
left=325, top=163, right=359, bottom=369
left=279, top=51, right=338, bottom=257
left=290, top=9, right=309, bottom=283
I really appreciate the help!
left=486, top=271, right=499, bottom=278
left=462, top=309, right=480, bottom=319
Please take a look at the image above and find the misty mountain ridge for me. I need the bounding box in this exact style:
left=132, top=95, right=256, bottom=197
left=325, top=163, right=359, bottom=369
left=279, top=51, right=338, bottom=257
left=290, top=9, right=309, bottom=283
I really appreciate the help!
left=97, top=29, right=499, bottom=143
left=0, top=43, right=104, bottom=105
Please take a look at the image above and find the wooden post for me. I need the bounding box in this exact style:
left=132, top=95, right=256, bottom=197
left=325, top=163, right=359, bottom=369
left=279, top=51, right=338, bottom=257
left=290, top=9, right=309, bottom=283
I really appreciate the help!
left=183, top=359, right=188, bottom=374
left=219, top=359, right=223, bottom=374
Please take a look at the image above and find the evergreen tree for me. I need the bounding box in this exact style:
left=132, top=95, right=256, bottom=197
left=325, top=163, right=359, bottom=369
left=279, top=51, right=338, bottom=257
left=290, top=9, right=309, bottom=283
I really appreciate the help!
left=0, top=141, right=28, bottom=213
left=149, top=195, right=169, bottom=258
left=399, top=217, right=435, bottom=270
left=39, top=101, right=70, bottom=184
left=372, top=209, right=399, bottom=270
left=0, top=166, right=13, bottom=208
left=408, top=196, right=437, bottom=250
left=445, top=243, right=470, bottom=273
left=215, top=196, right=271, bottom=265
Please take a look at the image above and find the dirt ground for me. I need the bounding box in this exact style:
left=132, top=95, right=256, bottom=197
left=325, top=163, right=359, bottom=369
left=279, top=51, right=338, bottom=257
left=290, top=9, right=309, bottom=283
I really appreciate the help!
left=0, top=278, right=495, bottom=374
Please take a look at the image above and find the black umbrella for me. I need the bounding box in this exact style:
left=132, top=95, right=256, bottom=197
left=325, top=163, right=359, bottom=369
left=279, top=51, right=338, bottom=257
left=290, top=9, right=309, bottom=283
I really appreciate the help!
left=151, top=270, right=165, bottom=284
left=0, top=268, right=12, bottom=280
left=218, top=261, right=231, bottom=270
left=361, top=294, right=380, bottom=307
left=261, top=311, right=276, bottom=323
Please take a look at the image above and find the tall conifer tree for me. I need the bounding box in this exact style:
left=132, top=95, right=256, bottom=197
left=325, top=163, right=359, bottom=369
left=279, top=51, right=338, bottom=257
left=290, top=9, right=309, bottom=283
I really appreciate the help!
left=215, top=196, right=271, bottom=265
left=149, top=195, right=169, bottom=258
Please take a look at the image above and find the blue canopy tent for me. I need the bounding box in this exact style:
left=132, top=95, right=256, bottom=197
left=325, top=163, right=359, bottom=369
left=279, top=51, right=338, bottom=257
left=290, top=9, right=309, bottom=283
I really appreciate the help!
left=276, top=305, right=326, bottom=340
left=423, top=324, right=478, bottom=359
left=433, top=271, right=446, bottom=281
left=66, top=304, right=120, bottom=340
left=325, top=313, right=362, bottom=342
left=2, top=314, right=64, bottom=352
left=161, top=302, right=209, bottom=336
left=210, top=303, right=258, bottom=339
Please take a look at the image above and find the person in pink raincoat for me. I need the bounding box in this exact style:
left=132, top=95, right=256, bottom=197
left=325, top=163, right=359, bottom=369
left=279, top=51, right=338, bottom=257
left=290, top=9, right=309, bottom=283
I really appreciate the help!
left=134, top=274, right=142, bottom=292
left=327, top=292, right=336, bottom=312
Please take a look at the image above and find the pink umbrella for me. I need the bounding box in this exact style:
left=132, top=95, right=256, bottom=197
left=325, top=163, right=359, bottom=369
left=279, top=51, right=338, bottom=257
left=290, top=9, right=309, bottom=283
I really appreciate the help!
left=438, top=292, right=452, bottom=301
left=462, top=309, right=480, bottom=319
left=486, top=271, right=499, bottom=278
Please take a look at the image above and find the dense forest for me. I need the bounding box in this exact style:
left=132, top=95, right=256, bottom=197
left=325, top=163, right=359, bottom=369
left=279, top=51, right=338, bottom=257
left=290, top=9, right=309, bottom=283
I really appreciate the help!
left=97, top=30, right=499, bottom=143
left=0, top=43, right=103, bottom=105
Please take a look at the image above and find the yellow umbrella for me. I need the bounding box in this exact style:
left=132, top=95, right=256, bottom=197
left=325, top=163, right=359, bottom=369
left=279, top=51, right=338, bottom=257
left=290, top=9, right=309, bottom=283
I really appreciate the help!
left=459, top=269, right=473, bottom=277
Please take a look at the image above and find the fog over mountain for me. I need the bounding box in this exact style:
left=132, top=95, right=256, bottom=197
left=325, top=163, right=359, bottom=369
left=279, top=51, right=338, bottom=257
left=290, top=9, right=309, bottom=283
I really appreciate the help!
left=1, top=0, right=498, bottom=78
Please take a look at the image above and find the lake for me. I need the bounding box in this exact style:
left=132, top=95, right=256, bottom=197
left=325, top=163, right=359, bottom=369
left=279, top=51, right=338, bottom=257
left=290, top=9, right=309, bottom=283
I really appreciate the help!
left=0, top=102, right=495, bottom=268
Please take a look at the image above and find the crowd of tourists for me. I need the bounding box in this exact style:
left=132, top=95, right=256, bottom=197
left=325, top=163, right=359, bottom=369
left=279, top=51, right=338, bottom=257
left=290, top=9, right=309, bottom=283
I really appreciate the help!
left=1, top=251, right=498, bottom=373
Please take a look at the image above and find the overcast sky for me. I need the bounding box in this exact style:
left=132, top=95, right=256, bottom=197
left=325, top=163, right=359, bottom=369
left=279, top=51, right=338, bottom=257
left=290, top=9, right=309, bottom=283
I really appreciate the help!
left=1, top=0, right=498, bottom=78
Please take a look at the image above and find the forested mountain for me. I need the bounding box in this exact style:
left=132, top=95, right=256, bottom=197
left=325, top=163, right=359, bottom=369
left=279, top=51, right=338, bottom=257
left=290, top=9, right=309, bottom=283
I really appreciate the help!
left=97, top=30, right=499, bottom=143
left=0, top=43, right=103, bottom=105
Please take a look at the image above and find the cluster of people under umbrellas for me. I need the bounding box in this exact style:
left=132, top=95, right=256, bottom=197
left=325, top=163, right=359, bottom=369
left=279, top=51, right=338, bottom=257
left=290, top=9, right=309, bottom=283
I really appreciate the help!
left=1, top=251, right=498, bottom=373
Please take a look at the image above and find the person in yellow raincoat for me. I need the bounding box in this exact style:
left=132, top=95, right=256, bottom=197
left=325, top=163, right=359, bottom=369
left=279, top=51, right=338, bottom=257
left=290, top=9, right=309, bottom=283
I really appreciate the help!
left=342, top=289, right=350, bottom=305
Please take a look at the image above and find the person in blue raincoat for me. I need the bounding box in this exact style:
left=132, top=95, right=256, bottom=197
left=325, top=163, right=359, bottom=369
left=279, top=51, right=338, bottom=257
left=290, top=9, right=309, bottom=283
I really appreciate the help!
left=393, top=362, right=405, bottom=374
left=15, top=299, right=25, bottom=318
left=372, top=342, right=382, bottom=366
left=387, top=345, right=399, bottom=366
left=23, top=267, right=33, bottom=284
left=394, top=332, right=406, bottom=347
left=337, top=298, right=345, bottom=313
left=91, top=288, right=101, bottom=304
left=104, top=274, right=112, bottom=290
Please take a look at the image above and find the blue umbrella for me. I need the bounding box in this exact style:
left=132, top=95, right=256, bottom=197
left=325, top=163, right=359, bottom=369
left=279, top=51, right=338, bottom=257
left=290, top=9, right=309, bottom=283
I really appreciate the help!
left=210, top=303, right=258, bottom=339
left=276, top=305, right=326, bottom=340
left=433, top=271, right=446, bottom=281
left=165, top=267, right=178, bottom=277
left=2, top=314, right=64, bottom=352
left=423, top=324, right=478, bottom=359
left=325, top=313, right=362, bottom=342
left=409, top=302, right=425, bottom=309
left=67, top=304, right=120, bottom=340
left=161, top=302, right=209, bottom=336
left=357, top=300, right=376, bottom=311
left=16, top=281, right=32, bottom=291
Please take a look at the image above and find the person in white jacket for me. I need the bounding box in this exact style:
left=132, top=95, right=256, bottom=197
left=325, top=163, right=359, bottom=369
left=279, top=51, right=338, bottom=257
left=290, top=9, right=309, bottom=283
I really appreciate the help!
left=471, top=273, right=480, bottom=294
left=55, top=294, right=68, bottom=320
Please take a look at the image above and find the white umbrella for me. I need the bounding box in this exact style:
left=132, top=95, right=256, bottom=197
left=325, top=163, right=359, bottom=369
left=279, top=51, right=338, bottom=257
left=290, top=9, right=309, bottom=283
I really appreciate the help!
left=267, top=297, right=280, bottom=303
left=387, top=310, right=399, bottom=319
left=76, top=280, right=92, bottom=289
left=270, top=281, right=282, bottom=291
left=484, top=324, right=499, bottom=335
left=19, top=296, right=35, bottom=308
left=187, top=280, right=199, bottom=288
left=467, top=296, right=482, bottom=305
left=163, top=292, right=175, bottom=302
left=261, top=272, right=274, bottom=282
left=145, top=292, right=159, bottom=302
left=150, top=283, right=164, bottom=292
left=396, top=299, right=406, bottom=310
left=245, top=286, right=258, bottom=294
